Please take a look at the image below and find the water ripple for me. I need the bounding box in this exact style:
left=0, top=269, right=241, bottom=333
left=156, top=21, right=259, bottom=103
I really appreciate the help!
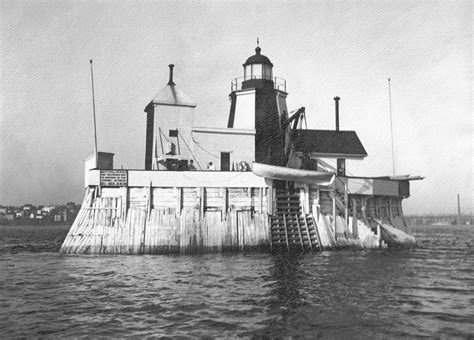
left=0, top=225, right=473, bottom=338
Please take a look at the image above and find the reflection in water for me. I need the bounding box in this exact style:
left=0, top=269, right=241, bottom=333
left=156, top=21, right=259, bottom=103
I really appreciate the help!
left=0, top=225, right=473, bottom=338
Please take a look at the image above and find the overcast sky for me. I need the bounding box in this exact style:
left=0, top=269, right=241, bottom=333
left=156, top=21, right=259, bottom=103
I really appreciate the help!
left=0, top=0, right=472, bottom=215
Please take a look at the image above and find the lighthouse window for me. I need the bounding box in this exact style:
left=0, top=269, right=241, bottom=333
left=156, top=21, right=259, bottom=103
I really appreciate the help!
left=263, top=65, right=272, bottom=80
left=253, top=64, right=262, bottom=79
left=245, top=65, right=251, bottom=80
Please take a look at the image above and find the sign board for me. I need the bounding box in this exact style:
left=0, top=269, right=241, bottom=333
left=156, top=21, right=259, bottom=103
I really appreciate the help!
left=100, top=170, right=128, bottom=187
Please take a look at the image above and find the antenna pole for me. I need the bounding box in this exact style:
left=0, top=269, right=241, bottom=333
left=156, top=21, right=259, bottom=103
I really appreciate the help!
left=90, top=59, right=98, bottom=168
left=388, top=78, right=395, bottom=175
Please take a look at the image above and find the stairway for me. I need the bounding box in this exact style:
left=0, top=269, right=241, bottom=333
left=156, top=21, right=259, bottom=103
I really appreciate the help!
left=271, top=189, right=321, bottom=251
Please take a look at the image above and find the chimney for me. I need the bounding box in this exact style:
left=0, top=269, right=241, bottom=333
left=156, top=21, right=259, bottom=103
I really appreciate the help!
left=168, top=64, right=175, bottom=86
left=334, top=96, right=340, bottom=132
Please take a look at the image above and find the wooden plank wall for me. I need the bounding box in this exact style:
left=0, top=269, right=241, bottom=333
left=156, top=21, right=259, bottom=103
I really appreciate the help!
left=60, top=186, right=270, bottom=254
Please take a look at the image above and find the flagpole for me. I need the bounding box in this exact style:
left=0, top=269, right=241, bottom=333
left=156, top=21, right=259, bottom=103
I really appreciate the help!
left=90, top=59, right=99, bottom=168
left=388, top=78, right=395, bottom=176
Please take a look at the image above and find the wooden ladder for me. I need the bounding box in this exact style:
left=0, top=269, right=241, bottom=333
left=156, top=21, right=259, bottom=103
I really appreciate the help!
left=271, top=189, right=322, bottom=252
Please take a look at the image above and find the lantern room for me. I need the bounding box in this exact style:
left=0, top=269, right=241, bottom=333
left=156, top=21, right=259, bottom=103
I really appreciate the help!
left=241, top=44, right=275, bottom=90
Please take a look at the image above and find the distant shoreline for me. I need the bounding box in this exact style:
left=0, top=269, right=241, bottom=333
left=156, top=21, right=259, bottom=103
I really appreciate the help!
left=0, top=223, right=72, bottom=228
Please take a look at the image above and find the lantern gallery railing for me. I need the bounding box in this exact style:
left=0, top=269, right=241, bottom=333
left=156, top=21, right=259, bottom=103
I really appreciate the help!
left=231, top=77, right=287, bottom=92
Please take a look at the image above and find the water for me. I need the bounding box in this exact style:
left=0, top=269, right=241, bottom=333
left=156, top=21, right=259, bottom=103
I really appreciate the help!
left=1, top=224, right=473, bottom=338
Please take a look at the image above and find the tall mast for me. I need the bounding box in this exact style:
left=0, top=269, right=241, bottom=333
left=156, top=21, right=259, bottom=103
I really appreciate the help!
left=90, top=59, right=99, bottom=168
left=388, top=78, right=395, bottom=176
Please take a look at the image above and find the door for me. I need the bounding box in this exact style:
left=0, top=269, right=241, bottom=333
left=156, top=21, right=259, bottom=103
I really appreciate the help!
left=220, top=152, right=230, bottom=171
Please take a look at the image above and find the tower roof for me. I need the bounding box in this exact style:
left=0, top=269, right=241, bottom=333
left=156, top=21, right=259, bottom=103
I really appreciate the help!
left=244, top=45, right=273, bottom=66
left=150, top=65, right=196, bottom=107
left=151, top=84, right=196, bottom=107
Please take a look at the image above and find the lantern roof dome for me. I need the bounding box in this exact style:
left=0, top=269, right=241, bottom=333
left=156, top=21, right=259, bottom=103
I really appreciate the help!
left=244, top=45, right=273, bottom=67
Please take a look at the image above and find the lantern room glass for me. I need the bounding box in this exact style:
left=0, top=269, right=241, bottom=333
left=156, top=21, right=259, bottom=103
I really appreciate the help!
left=244, top=64, right=273, bottom=80
left=263, top=65, right=272, bottom=80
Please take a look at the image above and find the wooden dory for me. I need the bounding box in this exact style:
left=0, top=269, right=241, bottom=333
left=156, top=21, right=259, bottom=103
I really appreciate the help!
left=252, top=162, right=335, bottom=185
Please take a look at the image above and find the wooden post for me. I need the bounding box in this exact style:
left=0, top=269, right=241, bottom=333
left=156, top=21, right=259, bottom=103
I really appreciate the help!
left=352, top=198, right=358, bottom=238
left=387, top=197, right=393, bottom=225
left=344, top=182, right=349, bottom=233
left=332, top=190, right=337, bottom=241
left=315, top=188, right=320, bottom=218
left=361, top=196, right=371, bottom=230
left=268, top=182, right=274, bottom=215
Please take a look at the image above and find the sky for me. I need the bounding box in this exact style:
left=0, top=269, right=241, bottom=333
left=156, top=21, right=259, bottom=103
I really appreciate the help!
left=0, top=0, right=472, bottom=215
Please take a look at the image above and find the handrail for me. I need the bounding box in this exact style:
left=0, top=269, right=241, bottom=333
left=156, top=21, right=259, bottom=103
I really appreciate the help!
left=231, top=76, right=286, bottom=92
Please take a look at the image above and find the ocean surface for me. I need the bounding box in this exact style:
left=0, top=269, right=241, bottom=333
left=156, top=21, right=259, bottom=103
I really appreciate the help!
left=0, top=224, right=473, bottom=338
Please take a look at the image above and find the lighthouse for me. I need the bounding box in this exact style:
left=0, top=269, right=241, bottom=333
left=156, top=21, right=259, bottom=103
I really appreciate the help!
left=227, top=43, right=289, bottom=165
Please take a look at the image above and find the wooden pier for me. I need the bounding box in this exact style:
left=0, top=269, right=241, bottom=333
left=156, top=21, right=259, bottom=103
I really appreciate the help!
left=60, top=169, right=416, bottom=255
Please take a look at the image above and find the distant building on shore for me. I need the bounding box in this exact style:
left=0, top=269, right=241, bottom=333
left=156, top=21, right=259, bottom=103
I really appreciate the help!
left=406, top=214, right=473, bottom=226
left=0, top=202, right=79, bottom=225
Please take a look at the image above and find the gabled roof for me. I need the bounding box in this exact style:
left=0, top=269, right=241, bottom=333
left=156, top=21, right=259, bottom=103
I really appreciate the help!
left=292, top=129, right=367, bottom=159
left=151, top=84, right=196, bottom=107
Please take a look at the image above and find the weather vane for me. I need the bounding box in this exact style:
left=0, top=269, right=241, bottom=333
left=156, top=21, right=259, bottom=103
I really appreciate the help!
left=257, top=37, right=259, bottom=46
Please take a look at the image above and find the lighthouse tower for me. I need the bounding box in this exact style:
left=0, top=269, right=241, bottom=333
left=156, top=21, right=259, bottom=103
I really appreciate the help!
left=227, top=43, right=289, bottom=165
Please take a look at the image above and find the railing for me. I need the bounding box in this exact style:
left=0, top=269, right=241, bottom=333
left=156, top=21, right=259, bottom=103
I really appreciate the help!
left=231, top=76, right=287, bottom=92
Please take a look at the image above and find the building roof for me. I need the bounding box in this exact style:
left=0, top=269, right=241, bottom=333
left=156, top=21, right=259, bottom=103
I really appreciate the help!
left=151, top=84, right=196, bottom=107
left=244, top=46, right=273, bottom=66
left=292, top=129, right=367, bottom=159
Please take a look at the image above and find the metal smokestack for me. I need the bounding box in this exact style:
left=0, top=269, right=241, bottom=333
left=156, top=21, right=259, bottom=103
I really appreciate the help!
left=168, top=64, right=175, bottom=85
left=334, top=96, right=340, bottom=132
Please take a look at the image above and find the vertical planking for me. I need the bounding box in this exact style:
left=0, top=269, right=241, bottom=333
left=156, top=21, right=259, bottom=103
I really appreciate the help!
left=332, top=191, right=337, bottom=240
left=223, top=187, right=228, bottom=214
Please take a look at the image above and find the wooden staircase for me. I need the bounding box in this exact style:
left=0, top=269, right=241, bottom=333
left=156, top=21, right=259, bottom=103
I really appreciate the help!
left=271, top=189, right=321, bottom=252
